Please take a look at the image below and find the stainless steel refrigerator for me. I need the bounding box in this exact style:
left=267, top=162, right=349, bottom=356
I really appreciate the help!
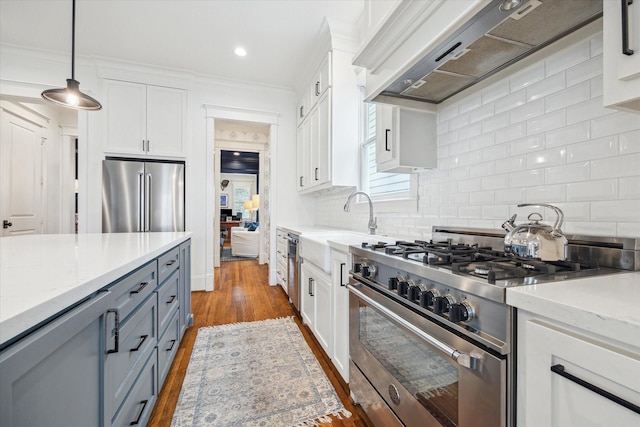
left=102, top=158, right=185, bottom=232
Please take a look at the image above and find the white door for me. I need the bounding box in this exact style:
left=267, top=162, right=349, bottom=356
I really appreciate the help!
left=0, top=108, right=44, bottom=236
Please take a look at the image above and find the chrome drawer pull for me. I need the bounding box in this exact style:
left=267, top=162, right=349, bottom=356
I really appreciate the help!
left=129, top=281, right=148, bottom=296
left=130, top=334, right=148, bottom=352
left=551, top=364, right=640, bottom=415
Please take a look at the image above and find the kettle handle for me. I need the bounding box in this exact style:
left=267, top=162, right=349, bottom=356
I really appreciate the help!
left=517, top=203, right=564, bottom=237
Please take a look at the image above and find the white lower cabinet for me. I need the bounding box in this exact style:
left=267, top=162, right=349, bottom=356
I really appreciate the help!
left=518, top=311, right=640, bottom=426
left=331, top=249, right=349, bottom=382
left=300, top=261, right=333, bottom=356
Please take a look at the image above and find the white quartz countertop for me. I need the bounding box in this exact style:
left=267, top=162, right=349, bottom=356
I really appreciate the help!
left=0, top=232, right=191, bottom=345
left=506, top=271, right=640, bottom=346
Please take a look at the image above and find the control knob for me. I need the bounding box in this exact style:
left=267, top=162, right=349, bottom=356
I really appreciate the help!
left=353, top=263, right=362, bottom=273
left=387, top=277, right=399, bottom=290
left=361, top=263, right=377, bottom=278
left=449, top=301, right=475, bottom=323
left=397, top=279, right=412, bottom=297
left=407, top=282, right=427, bottom=302
left=433, top=295, right=455, bottom=315
left=420, top=288, right=441, bottom=308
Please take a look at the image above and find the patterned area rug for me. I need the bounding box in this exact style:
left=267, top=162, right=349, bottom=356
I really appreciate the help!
left=171, top=317, right=350, bottom=427
left=221, top=246, right=257, bottom=262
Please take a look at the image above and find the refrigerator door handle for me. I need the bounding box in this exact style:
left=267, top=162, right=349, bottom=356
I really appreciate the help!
left=145, top=173, right=152, bottom=232
left=138, top=173, right=144, bottom=232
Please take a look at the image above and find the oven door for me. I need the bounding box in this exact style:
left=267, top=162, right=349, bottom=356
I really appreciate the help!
left=349, top=280, right=507, bottom=427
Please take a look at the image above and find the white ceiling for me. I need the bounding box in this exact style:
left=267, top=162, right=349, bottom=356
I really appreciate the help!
left=0, top=0, right=365, bottom=90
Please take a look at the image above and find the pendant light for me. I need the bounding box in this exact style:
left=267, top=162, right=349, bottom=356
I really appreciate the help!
left=41, top=0, right=102, bottom=110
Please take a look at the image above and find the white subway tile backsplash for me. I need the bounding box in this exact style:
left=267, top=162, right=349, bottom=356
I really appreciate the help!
left=459, top=94, right=482, bottom=114
left=591, top=200, right=640, bottom=221
left=469, top=133, right=495, bottom=150
left=450, top=166, right=470, bottom=180
left=495, top=155, right=527, bottom=174
left=482, top=80, right=510, bottom=104
left=527, top=110, right=566, bottom=134
left=482, top=205, right=510, bottom=220
left=590, top=76, right=603, bottom=98
left=545, top=38, right=590, bottom=76
left=566, top=97, right=612, bottom=125
left=495, top=188, right=526, bottom=204
left=590, top=32, right=603, bottom=56
left=481, top=143, right=510, bottom=162
left=495, top=123, right=526, bottom=144
left=526, top=72, right=565, bottom=101
left=459, top=206, right=482, bottom=218
left=510, top=169, right=544, bottom=187
left=510, top=99, right=545, bottom=123
left=567, top=136, right=618, bottom=162
left=437, top=120, right=450, bottom=135
left=545, top=122, right=590, bottom=148
left=482, top=174, right=509, bottom=190
left=591, top=153, right=640, bottom=179
left=565, top=222, right=617, bottom=236
left=457, top=150, right=483, bottom=166
left=510, top=63, right=545, bottom=92
left=469, top=190, right=494, bottom=205
left=619, top=177, right=640, bottom=199
left=526, top=147, right=566, bottom=168
left=618, top=223, right=640, bottom=237
left=469, top=162, right=495, bottom=178
left=469, top=103, right=495, bottom=124
left=458, top=122, right=482, bottom=140
left=546, top=162, right=590, bottom=184
left=459, top=178, right=482, bottom=192
left=566, top=179, right=618, bottom=201
left=590, top=111, right=640, bottom=138
left=438, top=129, right=459, bottom=146
left=448, top=140, right=470, bottom=156
left=566, top=55, right=602, bottom=87
left=510, top=135, right=544, bottom=155
left=439, top=103, right=458, bottom=122
left=550, top=202, right=590, bottom=221
left=525, top=184, right=566, bottom=202
left=482, top=112, right=510, bottom=133
left=449, top=113, right=470, bottom=130
left=619, top=129, right=640, bottom=154
left=545, top=81, right=590, bottom=113
left=495, top=90, right=526, bottom=114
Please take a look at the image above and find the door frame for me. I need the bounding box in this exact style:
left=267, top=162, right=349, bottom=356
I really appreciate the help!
left=204, top=105, right=279, bottom=291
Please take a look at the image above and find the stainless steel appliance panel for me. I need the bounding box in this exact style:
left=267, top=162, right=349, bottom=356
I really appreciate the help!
left=349, top=281, right=507, bottom=427
left=287, top=233, right=300, bottom=311
left=102, top=159, right=185, bottom=233
left=145, top=161, right=184, bottom=232
left=102, top=160, right=145, bottom=233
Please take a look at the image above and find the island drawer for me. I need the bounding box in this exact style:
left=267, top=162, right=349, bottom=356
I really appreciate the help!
left=105, top=293, right=157, bottom=419
left=109, top=260, right=157, bottom=323
left=110, top=348, right=158, bottom=427
left=157, top=269, right=180, bottom=335
left=158, top=247, right=180, bottom=284
left=158, top=308, right=180, bottom=386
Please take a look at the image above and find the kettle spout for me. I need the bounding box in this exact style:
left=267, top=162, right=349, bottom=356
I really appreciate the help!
left=501, top=214, right=517, bottom=232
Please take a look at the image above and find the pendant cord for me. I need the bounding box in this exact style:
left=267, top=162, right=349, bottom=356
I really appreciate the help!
left=71, top=0, right=76, bottom=80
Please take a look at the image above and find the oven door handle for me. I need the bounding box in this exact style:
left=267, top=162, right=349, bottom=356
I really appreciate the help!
left=348, top=284, right=479, bottom=370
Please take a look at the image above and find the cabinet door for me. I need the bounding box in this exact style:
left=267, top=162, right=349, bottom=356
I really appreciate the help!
left=310, top=92, right=330, bottom=187
left=296, top=121, right=309, bottom=191
left=310, top=53, right=331, bottom=106
left=331, top=250, right=349, bottom=382
left=179, top=239, right=192, bottom=335
left=0, top=291, right=110, bottom=427
left=146, top=85, right=186, bottom=157
left=104, top=80, right=147, bottom=155
left=521, top=319, right=640, bottom=426
left=313, top=271, right=333, bottom=356
left=375, top=104, right=395, bottom=165
left=300, top=263, right=315, bottom=326
left=603, top=0, right=640, bottom=112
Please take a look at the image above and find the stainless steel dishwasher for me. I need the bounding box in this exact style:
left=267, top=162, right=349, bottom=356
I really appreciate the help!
left=286, top=233, right=300, bottom=312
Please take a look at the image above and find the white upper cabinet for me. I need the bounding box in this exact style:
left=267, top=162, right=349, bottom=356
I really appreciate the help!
left=296, top=49, right=359, bottom=194
left=603, top=0, right=640, bottom=113
left=375, top=104, right=437, bottom=173
left=104, top=80, right=187, bottom=157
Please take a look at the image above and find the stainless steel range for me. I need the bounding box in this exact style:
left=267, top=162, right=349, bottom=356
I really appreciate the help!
left=347, top=226, right=640, bottom=427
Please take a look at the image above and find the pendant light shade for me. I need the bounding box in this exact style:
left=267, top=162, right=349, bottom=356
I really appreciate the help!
left=41, top=0, right=102, bottom=110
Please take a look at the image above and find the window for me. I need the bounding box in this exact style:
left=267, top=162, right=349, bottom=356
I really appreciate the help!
left=233, top=184, right=251, bottom=218
left=361, top=102, right=411, bottom=199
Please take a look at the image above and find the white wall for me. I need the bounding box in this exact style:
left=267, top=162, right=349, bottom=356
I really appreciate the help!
left=313, top=30, right=640, bottom=239
left=0, top=45, right=303, bottom=291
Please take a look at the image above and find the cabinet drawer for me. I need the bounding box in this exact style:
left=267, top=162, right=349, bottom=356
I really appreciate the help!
left=105, top=294, right=157, bottom=419
left=157, top=269, right=179, bottom=335
left=110, top=261, right=157, bottom=323
left=111, top=348, right=158, bottom=427
left=158, top=247, right=179, bottom=284
left=157, top=308, right=180, bottom=386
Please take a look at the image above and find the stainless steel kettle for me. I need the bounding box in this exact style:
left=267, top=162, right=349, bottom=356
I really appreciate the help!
left=501, top=203, right=568, bottom=261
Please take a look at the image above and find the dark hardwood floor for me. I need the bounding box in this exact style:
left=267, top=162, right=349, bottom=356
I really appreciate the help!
left=148, top=259, right=372, bottom=427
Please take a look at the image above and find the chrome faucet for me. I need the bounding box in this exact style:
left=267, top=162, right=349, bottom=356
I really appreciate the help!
left=344, top=191, right=377, bottom=235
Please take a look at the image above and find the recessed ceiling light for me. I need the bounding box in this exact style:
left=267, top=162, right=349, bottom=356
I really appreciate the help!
left=234, top=47, right=247, bottom=57
left=233, top=152, right=240, bottom=156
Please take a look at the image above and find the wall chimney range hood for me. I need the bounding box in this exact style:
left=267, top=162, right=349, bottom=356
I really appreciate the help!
left=380, top=0, right=603, bottom=104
